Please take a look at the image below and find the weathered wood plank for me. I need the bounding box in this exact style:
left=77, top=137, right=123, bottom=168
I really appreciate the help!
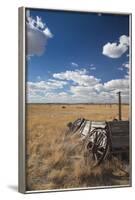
left=69, top=119, right=130, bottom=156
left=110, top=130, right=129, bottom=135
left=111, top=134, right=129, bottom=138
left=111, top=149, right=129, bottom=153
left=111, top=136, right=129, bottom=148
left=113, top=128, right=129, bottom=131
left=91, top=121, right=106, bottom=128
left=81, top=121, right=91, bottom=136
left=108, top=121, right=129, bottom=138
left=108, top=121, right=129, bottom=150
left=108, top=120, right=129, bottom=124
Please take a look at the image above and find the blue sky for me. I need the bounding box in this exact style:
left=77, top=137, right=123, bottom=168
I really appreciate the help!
left=26, top=9, right=130, bottom=103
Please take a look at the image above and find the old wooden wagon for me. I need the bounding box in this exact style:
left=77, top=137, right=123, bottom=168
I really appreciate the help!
left=67, top=118, right=129, bottom=167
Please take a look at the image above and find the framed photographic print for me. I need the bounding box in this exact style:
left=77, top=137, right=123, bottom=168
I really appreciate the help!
left=19, top=7, right=132, bottom=193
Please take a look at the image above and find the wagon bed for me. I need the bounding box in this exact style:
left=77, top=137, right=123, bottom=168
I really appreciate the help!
left=67, top=118, right=129, bottom=166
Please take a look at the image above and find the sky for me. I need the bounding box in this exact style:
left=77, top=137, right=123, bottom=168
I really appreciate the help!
left=26, top=9, right=130, bottom=103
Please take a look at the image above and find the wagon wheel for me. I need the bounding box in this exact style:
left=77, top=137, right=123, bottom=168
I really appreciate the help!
left=71, top=118, right=85, bottom=133
left=84, top=127, right=110, bottom=167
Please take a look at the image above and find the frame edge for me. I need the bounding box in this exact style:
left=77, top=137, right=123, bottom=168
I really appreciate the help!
left=18, top=6, right=26, bottom=194
left=18, top=7, right=132, bottom=194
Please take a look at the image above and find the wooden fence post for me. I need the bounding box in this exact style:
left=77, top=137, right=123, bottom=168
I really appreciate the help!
left=117, top=91, right=122, bottom=120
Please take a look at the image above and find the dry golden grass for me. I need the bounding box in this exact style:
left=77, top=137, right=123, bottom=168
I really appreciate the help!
left=26, top=104, right=130, bottom=191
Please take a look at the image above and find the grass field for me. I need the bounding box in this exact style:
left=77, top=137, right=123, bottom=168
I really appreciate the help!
left=26, top=104, right=130, bottom=191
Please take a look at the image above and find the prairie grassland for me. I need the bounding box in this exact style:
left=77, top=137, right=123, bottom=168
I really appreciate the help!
left=26, top=104, right=130, bottom=191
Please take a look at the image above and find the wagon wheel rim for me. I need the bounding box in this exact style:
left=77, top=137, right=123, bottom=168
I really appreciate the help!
left=72, top=118, right=85, bottom=133
left=85, top=127, right=109, bottom=167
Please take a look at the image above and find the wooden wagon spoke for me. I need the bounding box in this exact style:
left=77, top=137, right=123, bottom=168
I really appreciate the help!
left=67, top=119, right=112, bottom=167
left=93, top=153, right=98, bottom=162
left=96, top=134, right=105, bottom=147
left=97, top=137, right=106, bottom=148
left=97, top=150, right=104, bottom=155
left=67, top=118, right=129, bottom=168
left=86, top=128, right=109, bottom=166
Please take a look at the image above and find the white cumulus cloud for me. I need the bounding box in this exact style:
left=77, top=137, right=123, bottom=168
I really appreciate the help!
left=121, top=62, right=130, bottom=79
left=71, top=62, right=79, bottom=67
left=27, top=68, right=129, bottom=104
left=122, top=62, right=129, bottom=69
left=90, top=67, right=96, bottom=70
left=104, top=79, right=129, bottom=91
left=26, top=10, right=53, bottom=57
left=27, top=79, right=67, bottom=98
left=102, top=35, right=129, bottom=58
left=53, top=69, right=100, bottom=86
